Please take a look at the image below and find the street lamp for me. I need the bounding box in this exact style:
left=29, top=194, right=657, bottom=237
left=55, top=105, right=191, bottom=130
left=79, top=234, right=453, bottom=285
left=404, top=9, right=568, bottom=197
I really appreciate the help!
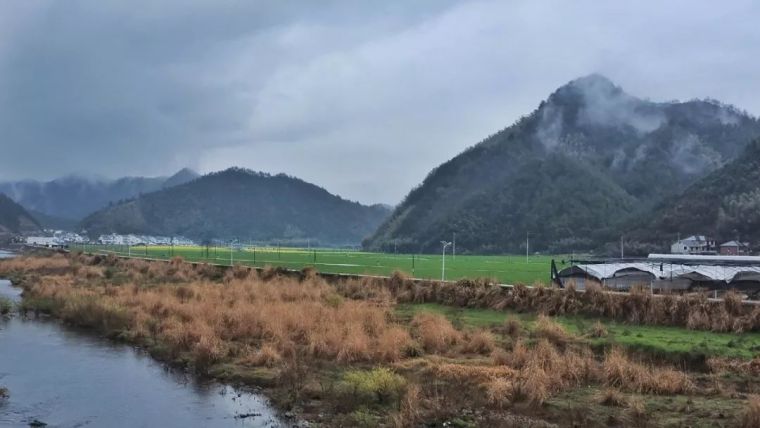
left=440, top=241, right=452, bottom=282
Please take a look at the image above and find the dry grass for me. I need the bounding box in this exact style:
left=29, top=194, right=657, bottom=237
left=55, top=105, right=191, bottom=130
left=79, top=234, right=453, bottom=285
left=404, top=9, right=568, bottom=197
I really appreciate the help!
left=597, top=388, right=627, bottom=407
left=463, top=330, right=496, bottom=354
left=346, top=271, right=760, bottom=333
left=627, top=396, right=648, bottom=425
left=2, top=254, right=731, bottom=426
left=603, top=348, right=694, bottom=394
left=411, top=313, right=461, bottom=353
left=16, top=266, right=403, bottom=370
left=587, top=320, right=608, bottom=338
left=741, top=395, right=760, bottom=428
left=533, top=314, right=571, bottom=344
left=503, top=316, right=522, bottom=338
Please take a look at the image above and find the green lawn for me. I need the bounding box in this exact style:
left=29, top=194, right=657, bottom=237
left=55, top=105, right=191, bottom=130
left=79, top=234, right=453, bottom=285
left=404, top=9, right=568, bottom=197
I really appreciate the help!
left=396, top=303, right=760, bottom=360
left=75, top=244, right=563, bottom=285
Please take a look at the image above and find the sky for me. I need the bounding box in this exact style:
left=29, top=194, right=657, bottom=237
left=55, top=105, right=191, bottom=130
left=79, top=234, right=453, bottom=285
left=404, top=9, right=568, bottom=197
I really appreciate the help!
left=1, top=1, right=759, bottom=205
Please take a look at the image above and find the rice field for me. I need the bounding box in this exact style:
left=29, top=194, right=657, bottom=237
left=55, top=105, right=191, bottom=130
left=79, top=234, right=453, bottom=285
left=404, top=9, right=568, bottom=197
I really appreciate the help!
left=73, top=244, right=563, bottom=285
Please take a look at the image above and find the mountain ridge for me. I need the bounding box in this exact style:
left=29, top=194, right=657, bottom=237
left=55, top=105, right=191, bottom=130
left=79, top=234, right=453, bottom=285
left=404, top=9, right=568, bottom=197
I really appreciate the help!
left=364, top=74, right=760, bottom=254
left=0, top=193, right=41, bottom=234
left=0, top=168, right=199, bottom=223
left=81, top=167, right=391, bottom=245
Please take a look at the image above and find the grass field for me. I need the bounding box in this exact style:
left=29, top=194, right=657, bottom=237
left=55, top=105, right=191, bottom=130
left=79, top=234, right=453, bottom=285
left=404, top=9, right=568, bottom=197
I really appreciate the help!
left=75, top=244, right=560, bottom=285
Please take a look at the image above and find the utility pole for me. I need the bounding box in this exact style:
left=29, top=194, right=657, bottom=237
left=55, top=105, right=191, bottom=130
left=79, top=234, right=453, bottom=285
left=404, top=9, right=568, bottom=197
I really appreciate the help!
left=526, top=232, right=530, bottom=264
left=440, top=241, right=452, bottom=282
left=453, top=233, right=456, bottom=260
left=620, top=235, right=624, bottom=259
left=230, top=239, right=234, bottom=266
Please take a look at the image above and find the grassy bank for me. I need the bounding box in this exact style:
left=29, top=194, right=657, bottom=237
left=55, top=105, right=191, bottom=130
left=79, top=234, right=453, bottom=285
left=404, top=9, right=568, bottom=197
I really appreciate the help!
left=397, top=303, right=760, bottom=360
left=2, top=253, right=760, bottom=427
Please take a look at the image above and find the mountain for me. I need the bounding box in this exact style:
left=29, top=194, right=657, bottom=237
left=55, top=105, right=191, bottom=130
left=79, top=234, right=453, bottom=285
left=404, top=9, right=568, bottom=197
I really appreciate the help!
left=0, top=193, right=41, bottom=234
left=364, top=74, right=760, bottom=254
left=162, top=168, right=200, bottom=189
left=80, top=168, right=391, bottom=245
left=626, top=139, right=760, bottom=252
left=0, top=168, right=199, bottom=223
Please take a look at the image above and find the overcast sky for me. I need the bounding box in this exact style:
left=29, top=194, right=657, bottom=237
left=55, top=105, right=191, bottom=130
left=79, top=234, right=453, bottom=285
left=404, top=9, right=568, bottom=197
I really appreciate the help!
left=1, top=1, right=759, bottom=204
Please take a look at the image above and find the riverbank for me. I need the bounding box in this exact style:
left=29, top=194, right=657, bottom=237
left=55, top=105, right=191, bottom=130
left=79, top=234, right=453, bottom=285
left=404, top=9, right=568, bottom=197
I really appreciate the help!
left=0, top=269, right=284, bottom=426
left=3, top=253, right=760, bottom=426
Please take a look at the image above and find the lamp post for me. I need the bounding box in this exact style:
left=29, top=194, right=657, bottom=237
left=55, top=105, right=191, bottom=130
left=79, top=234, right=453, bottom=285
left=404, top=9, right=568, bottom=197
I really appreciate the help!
left=441, top=241, right=452, bottom=282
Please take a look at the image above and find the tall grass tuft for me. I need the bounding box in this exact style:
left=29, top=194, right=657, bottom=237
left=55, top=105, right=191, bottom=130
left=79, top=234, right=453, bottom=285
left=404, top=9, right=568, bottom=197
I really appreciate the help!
left=741, top=395, right=760, bottom=428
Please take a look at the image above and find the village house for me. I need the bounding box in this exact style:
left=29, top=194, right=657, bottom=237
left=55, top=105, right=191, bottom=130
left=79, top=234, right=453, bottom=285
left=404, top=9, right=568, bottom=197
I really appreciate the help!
left=720, top=241, right=751, bottom=256
left=670, top=235, right=716, bottom=255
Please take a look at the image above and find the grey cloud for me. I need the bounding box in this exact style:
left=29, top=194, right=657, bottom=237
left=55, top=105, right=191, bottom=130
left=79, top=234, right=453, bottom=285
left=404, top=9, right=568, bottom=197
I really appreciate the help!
left=1, top=0, right=759, bottom=205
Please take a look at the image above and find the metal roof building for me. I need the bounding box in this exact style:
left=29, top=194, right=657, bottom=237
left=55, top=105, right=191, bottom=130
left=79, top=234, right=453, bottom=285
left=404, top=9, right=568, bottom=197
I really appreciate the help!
left=557, top=258, right=760, bottom=293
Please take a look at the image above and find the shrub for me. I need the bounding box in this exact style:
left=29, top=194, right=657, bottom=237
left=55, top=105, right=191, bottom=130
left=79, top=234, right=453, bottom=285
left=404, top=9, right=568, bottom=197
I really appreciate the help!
left=0, top=297, right=13, bottom=315
left=341, top=368, right=407, bottom=406
left=0, top=386, right=8, bottom=400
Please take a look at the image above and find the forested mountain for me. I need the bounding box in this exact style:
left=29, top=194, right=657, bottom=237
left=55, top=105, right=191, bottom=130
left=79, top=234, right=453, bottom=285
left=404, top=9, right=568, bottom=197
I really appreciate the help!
left=0, top=168, right=199, bottom=224
left=0, top=193, right=40, bottom=234
left=80, top=168, right=391, bottom=245
left=364, top=74, right=760, bottom=254
left=626, top=139, right=760, bottom=253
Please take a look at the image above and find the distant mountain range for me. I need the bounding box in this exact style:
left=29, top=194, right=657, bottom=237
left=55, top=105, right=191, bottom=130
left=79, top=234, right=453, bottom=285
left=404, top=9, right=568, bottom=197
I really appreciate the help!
left=364, top=74, right=760, bottom=254
left=0, top=168, right=200, bottom=225
left=0, top=193, right=40, bottom=235
left=81, top=168, right=391, bottom=246
left=625, top=139, right=760, bottom=253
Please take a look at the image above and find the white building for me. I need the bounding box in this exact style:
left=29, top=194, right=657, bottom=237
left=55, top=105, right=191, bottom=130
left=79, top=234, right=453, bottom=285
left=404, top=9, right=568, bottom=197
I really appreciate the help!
left=670, top=235, right=716, bottom=255
left=25, top=236, right=63, bottom=248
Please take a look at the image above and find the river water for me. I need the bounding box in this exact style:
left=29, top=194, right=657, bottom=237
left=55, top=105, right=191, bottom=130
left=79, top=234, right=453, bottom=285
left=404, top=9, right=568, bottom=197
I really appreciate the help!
left=0, top=251, right=284, bottom=428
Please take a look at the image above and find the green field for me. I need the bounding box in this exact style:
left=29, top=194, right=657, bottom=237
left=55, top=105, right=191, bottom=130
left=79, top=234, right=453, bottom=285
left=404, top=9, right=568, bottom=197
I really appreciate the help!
left=75, top=244, right=561, bottom=285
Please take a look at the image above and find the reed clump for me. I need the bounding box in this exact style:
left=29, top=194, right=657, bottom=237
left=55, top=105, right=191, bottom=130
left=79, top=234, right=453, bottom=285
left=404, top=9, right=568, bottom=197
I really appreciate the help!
left=345, top=273, right=760, bottom=333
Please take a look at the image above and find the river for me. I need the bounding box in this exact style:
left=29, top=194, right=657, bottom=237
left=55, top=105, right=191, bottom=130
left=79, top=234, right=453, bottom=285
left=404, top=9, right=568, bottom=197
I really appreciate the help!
left=0, top=250, right=284, bottom=428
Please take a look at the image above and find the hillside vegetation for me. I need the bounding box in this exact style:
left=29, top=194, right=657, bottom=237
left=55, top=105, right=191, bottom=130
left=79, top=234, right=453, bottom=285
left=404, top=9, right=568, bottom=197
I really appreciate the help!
left=0, top=193, right=40, bottom=234
left=627, top=139, right=760, bottom=251
left=365, top=74, right=760, bottom=254
left=81, top=168, right=391, bottom=246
